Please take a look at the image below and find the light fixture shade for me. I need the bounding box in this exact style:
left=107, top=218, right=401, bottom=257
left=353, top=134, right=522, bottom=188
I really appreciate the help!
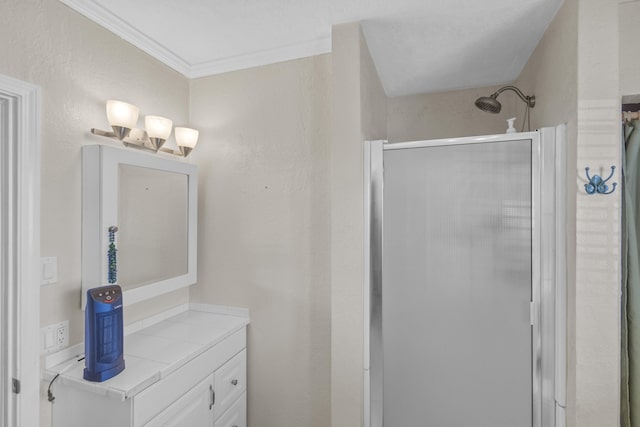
left=106, top=100, right=139, bottom=129
left=145, top=115, right=173, bottom=140
left=175, top=127, right=199, bottom=148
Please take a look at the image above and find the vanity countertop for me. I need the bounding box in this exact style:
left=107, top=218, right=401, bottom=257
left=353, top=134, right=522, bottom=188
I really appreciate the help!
left=45, top=304, right=249, bottom=401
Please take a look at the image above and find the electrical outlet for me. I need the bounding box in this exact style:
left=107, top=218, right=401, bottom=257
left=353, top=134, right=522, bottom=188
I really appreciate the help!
left=41, top=320, right=69, bottom=353
left=56, top=323, right=67, bottom=346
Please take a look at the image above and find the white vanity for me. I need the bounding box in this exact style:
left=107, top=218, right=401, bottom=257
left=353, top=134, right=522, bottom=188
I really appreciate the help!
left=47, top=305, right=249, bottom=427
left=57, top=146, right=248, bottom=425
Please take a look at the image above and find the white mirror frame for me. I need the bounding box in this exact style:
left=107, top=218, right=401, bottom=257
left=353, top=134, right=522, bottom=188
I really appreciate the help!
left=82, top=144, right=197, bottom=308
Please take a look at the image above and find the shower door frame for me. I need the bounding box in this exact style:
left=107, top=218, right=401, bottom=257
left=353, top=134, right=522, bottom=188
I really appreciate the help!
left=364, top=126, right=566, bottom=427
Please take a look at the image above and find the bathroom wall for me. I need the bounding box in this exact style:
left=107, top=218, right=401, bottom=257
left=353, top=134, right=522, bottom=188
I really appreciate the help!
left=515, top=0, right=578, bottom=133
left=0, top=1, right=191, bottom=425
left=386, top=0, right=576, bottom=146
left=1, top=2, right=623, bottom=427
left=330, top=22, right=388, bottom=427
left=189, top=55, right=332, bottom=427
left=515, top=0, right=579, bottom=423
left=386, top=84, right=517, bottom=142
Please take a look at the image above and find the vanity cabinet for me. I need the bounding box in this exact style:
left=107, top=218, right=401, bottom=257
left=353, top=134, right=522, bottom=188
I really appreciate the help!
left=143, top=350, right=247, bottom=427
left=48, top=307, right=248, bottom=427
left=144, top=374, right=215, bottom=427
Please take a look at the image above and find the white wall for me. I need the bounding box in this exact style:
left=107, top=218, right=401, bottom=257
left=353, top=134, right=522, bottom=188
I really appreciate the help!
left=189, top=55, right=332, bottom=427
left=0, top=2, right=191, bottom=425
left=330, top=22, right=388, bottom=427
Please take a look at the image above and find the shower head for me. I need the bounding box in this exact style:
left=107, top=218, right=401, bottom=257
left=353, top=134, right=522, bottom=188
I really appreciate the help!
left=474, top=86, right=535, bottom=114
left=475, top=94, right=502, bottom=114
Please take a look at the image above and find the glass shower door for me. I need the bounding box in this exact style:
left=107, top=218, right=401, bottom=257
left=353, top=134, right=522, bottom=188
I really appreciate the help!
left=382, top=139, right=533, bottom=426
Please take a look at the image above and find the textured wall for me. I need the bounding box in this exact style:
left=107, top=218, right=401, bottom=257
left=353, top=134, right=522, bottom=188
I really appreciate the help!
left=0, top=2, right=191, bottom=425
left=360, top=29, right=388, bottom=141
left=330, top=22, right=388, bottom=427
left=189, top=55, right=331, bottom=427
left=387, top=84, right=518, bottom=142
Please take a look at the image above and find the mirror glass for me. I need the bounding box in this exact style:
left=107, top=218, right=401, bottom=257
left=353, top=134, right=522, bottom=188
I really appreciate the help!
left=118, top=165, right=188, bottom=288
left=82, top=144, right=197, bottom=308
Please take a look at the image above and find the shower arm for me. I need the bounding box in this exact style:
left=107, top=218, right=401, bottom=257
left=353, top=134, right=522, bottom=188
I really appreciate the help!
left=492, top=86, right=536, bottom=108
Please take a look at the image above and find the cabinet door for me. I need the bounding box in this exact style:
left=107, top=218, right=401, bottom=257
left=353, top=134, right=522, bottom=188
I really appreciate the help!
left=214, top=392, right=246, bottom=427
left=144, top=374, right=215, bottom=427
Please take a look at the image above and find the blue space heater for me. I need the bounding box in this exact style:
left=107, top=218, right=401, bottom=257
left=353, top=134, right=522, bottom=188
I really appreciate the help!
left=83, top=285, right=125, bottom=382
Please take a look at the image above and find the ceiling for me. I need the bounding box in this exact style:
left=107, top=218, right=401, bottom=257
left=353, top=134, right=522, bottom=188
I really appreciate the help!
left=59, top=0, right=563, bottom=97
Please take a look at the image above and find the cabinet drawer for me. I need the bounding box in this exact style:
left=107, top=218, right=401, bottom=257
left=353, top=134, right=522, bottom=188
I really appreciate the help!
left=215, top=392, right=246, bottom=427
left=214, top=350, right=246, bottom=419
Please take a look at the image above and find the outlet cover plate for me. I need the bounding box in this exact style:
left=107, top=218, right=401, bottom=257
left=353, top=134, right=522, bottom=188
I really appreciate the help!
left=41, top=320, right=69, bottom=353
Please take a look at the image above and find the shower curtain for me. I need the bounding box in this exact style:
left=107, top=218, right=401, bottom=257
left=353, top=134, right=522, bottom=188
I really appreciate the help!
left=623, top=120, right=640, bottom=427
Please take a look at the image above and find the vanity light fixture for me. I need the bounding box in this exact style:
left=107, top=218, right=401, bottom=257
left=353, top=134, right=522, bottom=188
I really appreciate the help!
left=91, top=100, right=199, bottom=157
left=175, top=127, right=199, bottom=157
left=145, top=115, right=173, bottom=150
left=105, top=100, right=139, bottom=139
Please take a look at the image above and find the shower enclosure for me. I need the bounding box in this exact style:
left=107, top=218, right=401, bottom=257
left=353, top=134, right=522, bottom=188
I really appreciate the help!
left=364, top=127, right=566, bottom=427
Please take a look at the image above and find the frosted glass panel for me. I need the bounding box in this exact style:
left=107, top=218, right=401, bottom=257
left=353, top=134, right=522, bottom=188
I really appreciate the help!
left=382, top=140, right=532, bottom=426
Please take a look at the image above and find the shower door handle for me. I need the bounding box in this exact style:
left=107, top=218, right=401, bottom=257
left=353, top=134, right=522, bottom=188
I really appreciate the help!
left=530, top=301, right=536, bottom=326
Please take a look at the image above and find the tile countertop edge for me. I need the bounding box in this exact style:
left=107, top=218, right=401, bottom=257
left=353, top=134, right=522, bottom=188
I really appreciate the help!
left=43, top=304, right=250, bottom=401
left=45, top=303, right=249, bottom=370
left=188, top=303, right=250, bottom=321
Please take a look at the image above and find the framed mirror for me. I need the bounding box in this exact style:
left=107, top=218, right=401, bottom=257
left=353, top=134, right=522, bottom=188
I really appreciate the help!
left=82, top=144, right=197, bottom=307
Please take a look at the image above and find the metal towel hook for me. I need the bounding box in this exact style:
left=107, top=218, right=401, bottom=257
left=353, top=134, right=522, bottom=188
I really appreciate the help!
left=584, top=166, right=617, bottom=195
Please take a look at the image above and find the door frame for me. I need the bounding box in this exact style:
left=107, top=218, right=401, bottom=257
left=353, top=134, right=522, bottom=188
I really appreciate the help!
left=363, top=126, right=567, bottom=427
left=0, top=73, right=41, bottom=427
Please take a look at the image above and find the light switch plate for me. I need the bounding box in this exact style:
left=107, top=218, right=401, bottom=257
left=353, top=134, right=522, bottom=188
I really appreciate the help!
left=40, top=257, right=57, bottom=285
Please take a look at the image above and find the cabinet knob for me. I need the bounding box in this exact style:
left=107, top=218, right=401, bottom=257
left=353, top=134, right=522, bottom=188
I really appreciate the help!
left=231, top=379, right=238, bottom=386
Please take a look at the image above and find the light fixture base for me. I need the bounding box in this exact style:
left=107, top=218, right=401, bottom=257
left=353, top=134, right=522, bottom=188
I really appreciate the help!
left=178, top=146, right=193, bottom=157
left=148, top=137, right=166, bottom=151
left=91, top=128, right=116, bottom=138
left=91, top=127, right=189, bottom=158
left=110, top=125, right=131, bottom=140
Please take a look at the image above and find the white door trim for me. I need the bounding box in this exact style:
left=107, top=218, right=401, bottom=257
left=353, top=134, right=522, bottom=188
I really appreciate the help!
left=0, top=73, right=41, bottom=427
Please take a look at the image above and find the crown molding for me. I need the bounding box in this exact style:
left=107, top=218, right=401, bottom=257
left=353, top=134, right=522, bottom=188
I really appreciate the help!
left=59, top=0, right=192, bottom=76
left=59, top=0, right=331, bottom=79
left=188, top=37, right=332, bottom=78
